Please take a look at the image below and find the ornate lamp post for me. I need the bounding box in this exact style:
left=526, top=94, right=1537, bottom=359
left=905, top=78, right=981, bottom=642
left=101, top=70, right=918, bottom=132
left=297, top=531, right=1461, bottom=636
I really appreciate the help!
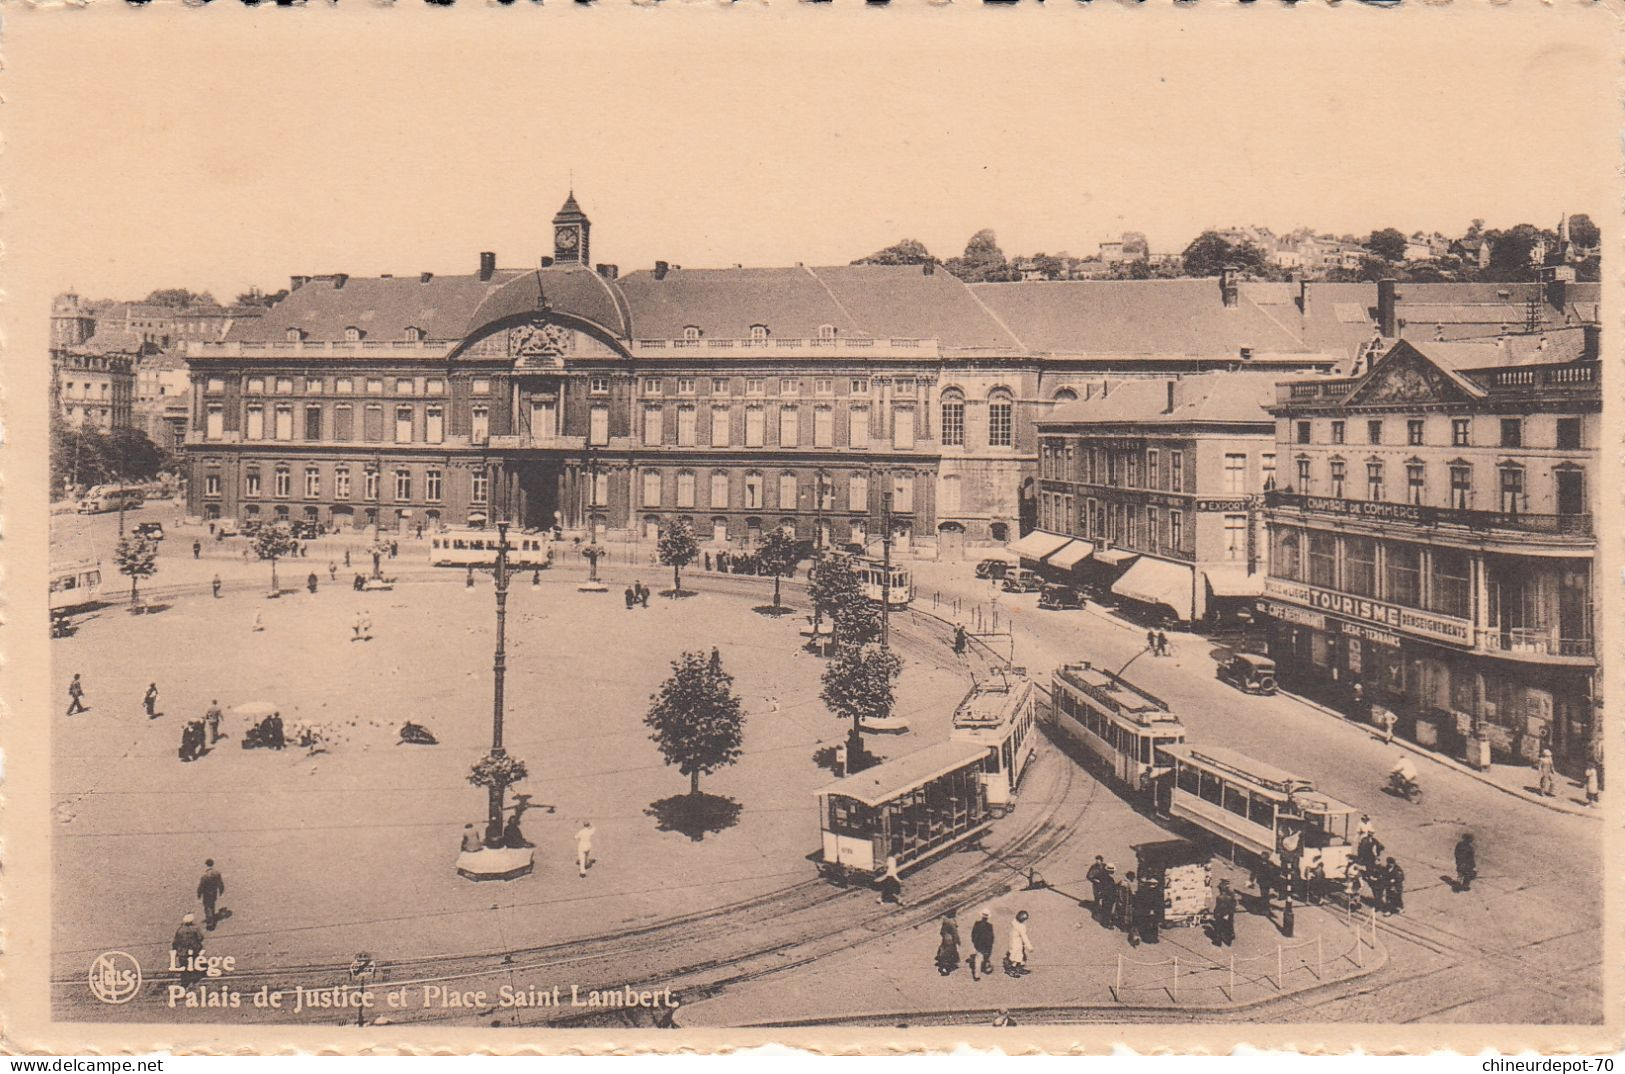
left=485, top=519, right=513, bottom=843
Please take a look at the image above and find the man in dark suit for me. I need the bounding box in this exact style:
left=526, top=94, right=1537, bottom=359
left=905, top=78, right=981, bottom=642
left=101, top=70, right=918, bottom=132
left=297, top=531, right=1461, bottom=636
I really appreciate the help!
left=197, top=860, right=226, bottom=929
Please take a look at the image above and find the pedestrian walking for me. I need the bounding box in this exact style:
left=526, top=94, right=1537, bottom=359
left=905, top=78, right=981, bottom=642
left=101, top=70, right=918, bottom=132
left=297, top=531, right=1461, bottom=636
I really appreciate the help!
left=1122, top=871, right=1141, bottom=943
left=1382, top=857, right=1405, bottom=915
left=1146, top=630, right=1157, bottom=654
left=934, top=910, right=961, bottom=976
left=954, top=625, right=968, bottom=655
left=210, top=573, right=223, bottom=599
left=1211, top=879, right=1237, bottom=946
left=877, top=856, right=904, bottom=904
left=1378, top=706, right=1397, bottom=744
left=352, top=612, right=364, bottom=642
left=1537, top=748, right=1558, bottom=798
left=1454, top=833, right=1477, bottom=892
left=624, top=585, right=637, bottom=610
left=704, top=552, right=712, bottom=572
left=1099, top=864, right=1120, bottom=926
left=1585, top=763, right=1600, bottom=806
left=205, top=699, right=223, bottom=743
left=172, top=914, right=205, bottom=979
left=251, top=610, right=265, bottom=632
left=1004, top=910, right=1033, bottom=977
left=1085, top=855, right=1110, bottom=921
left=192, top=540, right=202, bottom=560
left=575, top=821, right=595, bottom=877
left=390, top=540, right=399, bottom=559
left=328, top=561, right=338, bottom=583
left=197, top=859, right=226, bottom=929
left=307, top=572, right=319, bottom=595
left=143, top=683, right=160, bottom=720
left=1156, top=630, right=1170, bottom=657
left=968, top=911, right=995, bottom=979
left=638, top=582, right=651, bottom=608
left=344, top=549, right=352, bottom=569
left=66, top=673, right=88, bottom=716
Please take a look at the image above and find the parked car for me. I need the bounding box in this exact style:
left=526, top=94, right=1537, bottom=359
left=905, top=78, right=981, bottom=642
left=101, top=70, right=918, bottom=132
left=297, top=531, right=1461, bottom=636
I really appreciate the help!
left=974, top=558, right=1013, bottom=581
left=1000, top=569, right=1045, bottom=594
left=1037, top=584, right=1086, bottom=610
left=133, top=521, right=165, bottom=540
left=1217, top=652, right=1278, bottom=695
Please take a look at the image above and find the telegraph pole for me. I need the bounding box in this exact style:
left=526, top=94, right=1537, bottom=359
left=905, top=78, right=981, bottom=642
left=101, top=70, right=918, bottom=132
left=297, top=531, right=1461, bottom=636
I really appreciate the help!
left=881, top=491, right=893, bottom=650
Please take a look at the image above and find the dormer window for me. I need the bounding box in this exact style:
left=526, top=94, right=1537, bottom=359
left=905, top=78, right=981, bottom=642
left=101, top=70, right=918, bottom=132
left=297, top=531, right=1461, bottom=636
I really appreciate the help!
left=818, top=324, right=837, bottom=341
left=285, top=328, right=305, bottom=343
left=749, top=324, right=769, bottom=344
left=403, top=326, right=424, bottom=342
left=344, top=326, right=364, bottom=343
left=682, top=325, right=702, bottom=341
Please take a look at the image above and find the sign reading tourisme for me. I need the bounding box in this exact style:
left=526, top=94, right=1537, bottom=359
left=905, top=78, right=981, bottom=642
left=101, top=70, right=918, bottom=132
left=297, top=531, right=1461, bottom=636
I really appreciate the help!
left=1262, top=578, right=1471, bottom=645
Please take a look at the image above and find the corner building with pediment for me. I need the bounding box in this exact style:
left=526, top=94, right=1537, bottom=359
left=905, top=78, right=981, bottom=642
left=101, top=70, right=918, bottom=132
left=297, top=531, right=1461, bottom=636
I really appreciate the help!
left=183, top=195, right=1365, bottom=558
left=1262, top=329, right=1601, bottom=773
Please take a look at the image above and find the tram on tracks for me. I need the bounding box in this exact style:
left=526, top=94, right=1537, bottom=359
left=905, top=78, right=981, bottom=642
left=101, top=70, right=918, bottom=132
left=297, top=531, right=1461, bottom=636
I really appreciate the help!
left=1047, top=660, right=1187, bottom=806
left=428, top=529, right=554, bottom=569
left=813, top=740, right=991, bottom=883
left=848, top=556, right=913, bottom=609
left=950, top=671, right=1039, bottom=813
left=1159, top=743, right=1357, bottom=875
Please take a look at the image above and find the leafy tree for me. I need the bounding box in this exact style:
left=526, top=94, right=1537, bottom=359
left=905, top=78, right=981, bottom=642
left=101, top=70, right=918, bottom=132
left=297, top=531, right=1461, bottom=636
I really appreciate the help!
left=645, top=648, right=745, bottom=796
left=657, top=518, right=700, bottom=593
left=252, top=522, right=300, bottom=595
left=944, top=229, right=1012, bottom=283
left=1365, top=228, right=1409, bottom=262
left=235, top=288, right=289, bottom=308
left=852, top=238, right=935, bottom=266
left=819, top=642, right=902, bottom=773
left=113, top=533, right=159, bottom=610
left=1180, top=231, right=1270, bottom=277
left=1567, top=213, right=1600, bottom=251
left=1120, top=231, right=1149, bottom=258
left=756, top=529, right=801, bottom=610
left=49, top=418, right=173, bottom=496
left=1485, top=224, right=1555, bottom=280
left=807, top=556, right=881, bottom=647
left=143, top=288, right=215, bottom=308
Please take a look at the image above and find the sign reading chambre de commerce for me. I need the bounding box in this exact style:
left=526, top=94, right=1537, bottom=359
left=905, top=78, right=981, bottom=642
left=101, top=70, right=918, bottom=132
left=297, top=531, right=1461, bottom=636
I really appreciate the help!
left=1261, top=578, right=1472, bottom=646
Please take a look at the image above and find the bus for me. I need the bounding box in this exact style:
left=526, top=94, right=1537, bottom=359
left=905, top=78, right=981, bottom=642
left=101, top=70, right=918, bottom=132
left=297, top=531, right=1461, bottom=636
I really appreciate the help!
left=78, top=486, right=146, bottom=514
left=1159, top=743, right=1357, bottom=877
left=951, top=671, right=1039, bottom=812
left=814, top=740, right=991, bottom=883
left=428, top=530, right=554, bottom=570
left=1047, top=660, right=1187, bottom=803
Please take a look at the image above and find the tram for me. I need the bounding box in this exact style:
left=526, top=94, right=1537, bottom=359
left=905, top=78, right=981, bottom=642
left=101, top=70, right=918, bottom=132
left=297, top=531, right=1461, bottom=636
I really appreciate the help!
left=428, top=529, right=554, bottom=569
left=950, top=671, right=1039, bottom=812
left=852, top=557, right=913, bottom=608
left=814, top=740, right=991, bottom=882
left=1047, top=661, right=1187, bottom=796
left=1159, top=743, right=1357, bottom=875
left=50, top=557, right=104, bottom=612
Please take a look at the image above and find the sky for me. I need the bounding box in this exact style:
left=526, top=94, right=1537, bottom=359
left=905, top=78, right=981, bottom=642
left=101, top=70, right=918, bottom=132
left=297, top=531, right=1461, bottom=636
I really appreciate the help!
left=4, top=4, right=1615, bottom=303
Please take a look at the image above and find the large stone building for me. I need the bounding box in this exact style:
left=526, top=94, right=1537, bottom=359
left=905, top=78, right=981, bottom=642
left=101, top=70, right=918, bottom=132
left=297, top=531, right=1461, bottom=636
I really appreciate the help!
left=1261, top=326, right=1601, bottom=772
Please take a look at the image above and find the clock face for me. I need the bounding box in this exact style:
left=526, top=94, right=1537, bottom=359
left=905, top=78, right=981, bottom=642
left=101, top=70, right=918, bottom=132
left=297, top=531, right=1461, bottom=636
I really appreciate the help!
left=555, top=227, right=579, bottom=250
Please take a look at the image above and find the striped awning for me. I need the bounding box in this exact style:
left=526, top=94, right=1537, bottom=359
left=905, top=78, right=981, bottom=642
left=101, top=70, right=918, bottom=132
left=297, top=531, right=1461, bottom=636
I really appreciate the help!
left=1008, top=530, right=1072, bottom=560
left=1046, top=541, right=1095, bottom=571
left=1112, top=556, right=1195, bottom=620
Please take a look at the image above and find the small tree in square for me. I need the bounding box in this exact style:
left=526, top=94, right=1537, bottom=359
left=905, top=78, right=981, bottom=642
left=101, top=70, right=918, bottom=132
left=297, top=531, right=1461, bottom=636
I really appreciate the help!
left=819, top=641, right=902, bottom=774
left=645, top=648, right=745, bottom=797
left=113, top=533, right=159, bottom=611
left=252, top=521, right=300, bottom=595
left=756, top=529, right=801, bottom=611
left=657, top=518, right=700, bottom=594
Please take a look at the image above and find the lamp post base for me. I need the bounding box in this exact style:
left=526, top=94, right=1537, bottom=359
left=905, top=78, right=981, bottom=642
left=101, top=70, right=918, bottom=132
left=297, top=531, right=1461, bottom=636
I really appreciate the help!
left=455, top=846, right=535, bottom=881
left=577, top=581, right=609, bottom=593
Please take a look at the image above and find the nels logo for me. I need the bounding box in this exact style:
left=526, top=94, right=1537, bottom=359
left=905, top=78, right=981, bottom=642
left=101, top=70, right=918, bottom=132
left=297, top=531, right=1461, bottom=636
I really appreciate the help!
left=87, top=951, right=142, bottom=1004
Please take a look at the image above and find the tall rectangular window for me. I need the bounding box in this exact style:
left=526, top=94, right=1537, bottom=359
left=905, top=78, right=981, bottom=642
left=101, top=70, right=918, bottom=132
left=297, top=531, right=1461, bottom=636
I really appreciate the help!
left=470, top=406, right=489, bottom=444
left=394, top=469, right=411, bottom=501
left=304, top=467, right=320, bottom=498
left=1407, top=419, right=1424, bottom=446
left=642, top=471, right=661, bottom=508
left=395, top=406, right=414, bottom=443
left=274, top=404, right=294, bottom=441
left=1449, top=464, right=1472, bottom=509
left=1367, top=420, right=1383, bottom=445
left=1406, top=462, right=1425, bottom=505
left=710, top=471, right=729, bottom=509
left=1344, top=535, right=1377, bottom=596
left=1223, top=453, right=1247, bottom=494
left=425, top=405, right=444, bottom=444
left=1147, top=507, right=1160, bottom=550
left=1261, top=453, right=1276, bottom=490
left=677, top=405, right=697, bottom=447
left=425, top=469, right=443, bottom=502
left=1384, top=542, right=1421, bottom=607
left=1499, top=466, right=1523, bottom=514
left=1500, top=418, right=1522, bottom=448
left=941, top=397, right=965, bottom=446
left=1308, top=532, right=1336, bottom=587
left=643, top=405, right=664, bottom=446
left=1296, top=421, right=1311, bottom=445
left=1331, top=420, right=1345, bottom=445
left=334, top=467, right=351, bottom=500
left=1366, top=460, right=1384, bottom=501
left=1169, top=510, right=1183, bottom=551
left=892, top=407, right=915, bottom=450
left=364, top=405, right=384, bottom=442
left=778, top=473, right=798, bottom=509
left=244, top=469, right=261, bottom=497
left=1170, top=450, right=1184, bottom=492
left=676, top=470, right=696, bottom=508
left=744, top=473, right=763, bottom=509
left=893, top=473, right=915, bottom=513
left=204, top=471, right=221, bottom=496
left=1452, top=418, right=1471, bottom=447
left=1296, top=457, right=1312, bottom=492
left=849, top=471, right=868, bottom=512
left=1147, top=449, right=1160, bottom=490
left=245, top=405, right=265, bottom=441
left=814, top=406, right=834, bottom=448
left=988, top=396, right=1012, bottom=447
left=333, top=405, right=353, bottom=441
left=745, top=406, right=765, bottom=448
left=1556, top=417, right=1582, bottom=450
left=471, top=470, right=488, bottom=505
left=1224, top=514, right=1247, bottom=562
left=710, top=406, right=730, bottom=448
left=305, top=405, right=323, bottom=441
left=849, top=406, right=870, bottom=449
left=1331, top=459, right=1346, bottom=498
left=274, top=468, right=291, bottom=498
left=590, top=406, right=609, bottom=446
left=779, top=406, right=799, bottom=448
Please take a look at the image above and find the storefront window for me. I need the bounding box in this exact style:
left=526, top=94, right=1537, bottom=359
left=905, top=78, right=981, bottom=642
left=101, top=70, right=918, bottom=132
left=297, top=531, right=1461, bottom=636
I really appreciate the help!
left=1385, top=542, right=1422, bottom=608
left=1308, top=532, right=1336, bottom=588
left=1344, top=535, right=1377, bottom=597
left=1272, top=530, right=1301, bottom=581
left=1429, top=548, right=1471, bottom=619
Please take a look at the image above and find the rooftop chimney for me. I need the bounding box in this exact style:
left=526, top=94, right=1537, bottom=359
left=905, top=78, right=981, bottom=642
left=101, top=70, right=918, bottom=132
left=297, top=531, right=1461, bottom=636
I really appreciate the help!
left=290, top=275, right=309, bottom=291
left=1377, top=277, right=1398, bottom=337
left=332, top=273, right=349, bottom=289
left=654, top=260, right=670, bottom=281
left=1220, top=265, right=1239, bottom=308
left=1297, top=279, right=1312, bottom=315
left=478, top=252, right=496, bottom=281
left=420, top=272, right=434, bottom=284
left=1164, top=379, right=1177, bottom=414
left=1582, top=323, right=1601, bottom=361
left=1545, top=265, right=1575, bottom=313
left=596, top=263, right=619, bottom=280
left=540, top=256, right=554, bottom=269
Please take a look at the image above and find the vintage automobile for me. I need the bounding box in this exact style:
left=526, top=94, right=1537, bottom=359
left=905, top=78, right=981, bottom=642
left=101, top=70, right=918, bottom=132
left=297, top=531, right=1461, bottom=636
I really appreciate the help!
left=974, top=558, right=1013, bottom=581
left=1216, top=652, right=1279, bottom=695
left=133, top=521, right=165, bottom=540
left=1000, top=569, right=1045, bottom=594
left=1037, top=583, right=1086, bottom=610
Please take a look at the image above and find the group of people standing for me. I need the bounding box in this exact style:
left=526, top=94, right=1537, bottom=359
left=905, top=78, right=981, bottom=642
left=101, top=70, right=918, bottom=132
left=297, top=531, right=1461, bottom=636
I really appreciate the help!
left=623, top=581, right=652, bottom=609
left=933, top=908, right=1033, bottom=980
left=1084, top=857, right=1164, bottom=946
left=1144, top=630, right=1173, bottom=658
left=1343, top=820, right=1405, bottom=915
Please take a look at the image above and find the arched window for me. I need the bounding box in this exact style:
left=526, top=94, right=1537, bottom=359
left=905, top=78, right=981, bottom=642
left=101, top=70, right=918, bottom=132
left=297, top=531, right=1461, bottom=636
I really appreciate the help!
left=778, top=471, right=798, bottom=509
left=642, top=469, right=662, bottom=508
left=940, top=388, right=965, bottom=447
left=285, top=328, right=304, bottom=343
left=1052, top=387, right=1078, bottom=403
left=749, top=324, right=769, bottom=343
left=683, top=325, right=702, bottom=341
left=818, top=324, right=837, bottom=341
left=710, top=470, right=730, bottom=509
left=988, top=389, right=1014, bottom=447
left=1273, top=530, right=1301, bottom=581
left=403, top=326, right=424, bottom=342
left=344, top=326, right=363, bottom=343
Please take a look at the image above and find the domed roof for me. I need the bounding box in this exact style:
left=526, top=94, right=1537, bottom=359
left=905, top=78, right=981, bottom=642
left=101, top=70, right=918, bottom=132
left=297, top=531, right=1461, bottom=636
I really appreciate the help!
left=462, top=265, right=631, bottom=342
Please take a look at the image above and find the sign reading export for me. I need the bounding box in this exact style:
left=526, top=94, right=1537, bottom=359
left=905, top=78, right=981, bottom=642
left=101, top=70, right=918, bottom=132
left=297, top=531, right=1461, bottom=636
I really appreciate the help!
left=1262, top=577, right=1471, bottom=645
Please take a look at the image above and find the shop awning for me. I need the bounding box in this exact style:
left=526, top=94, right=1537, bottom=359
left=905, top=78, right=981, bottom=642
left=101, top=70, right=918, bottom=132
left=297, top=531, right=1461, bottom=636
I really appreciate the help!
left=1112, top=556, right=1195, bottom=620
left=1045, top=540, right=1095, bottom=571
left=1008, top=530, right=1072, bottom=560
left=1093, top=547, right=1141, bottom=567
left=1204, top=564, right=1266, bottom=599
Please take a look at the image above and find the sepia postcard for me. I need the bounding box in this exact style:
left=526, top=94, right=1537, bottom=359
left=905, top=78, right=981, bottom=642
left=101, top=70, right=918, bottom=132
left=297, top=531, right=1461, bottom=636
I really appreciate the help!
left=1, top=2, right=1620, bottom=1056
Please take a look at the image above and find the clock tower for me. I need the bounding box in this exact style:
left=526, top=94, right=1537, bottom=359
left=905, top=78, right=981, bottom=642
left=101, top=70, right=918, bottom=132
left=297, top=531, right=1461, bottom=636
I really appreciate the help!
left=551, top=191, right=590, bottom=267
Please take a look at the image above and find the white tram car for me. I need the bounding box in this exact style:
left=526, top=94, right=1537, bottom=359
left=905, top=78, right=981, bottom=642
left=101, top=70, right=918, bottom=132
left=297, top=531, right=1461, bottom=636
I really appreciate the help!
left=428, top=529, right=554, bottom=569
left=950, top=671, right=1039, bottom=812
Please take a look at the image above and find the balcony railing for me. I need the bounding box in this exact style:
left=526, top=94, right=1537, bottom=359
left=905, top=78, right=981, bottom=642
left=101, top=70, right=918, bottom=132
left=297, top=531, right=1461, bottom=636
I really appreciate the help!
left=191, top=340, right=455, bottom=358
left=486, top=433, right=588, bottom=451
left=1264, top=490, right=1593, bottom=538
left=631, top=337, right=939, bottom=358
left=1482, top=362, right=1599, bottom=395
left=1479, top=628, right=1594, bottom=659
left=1277, top=380, right=1358, bottom=405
